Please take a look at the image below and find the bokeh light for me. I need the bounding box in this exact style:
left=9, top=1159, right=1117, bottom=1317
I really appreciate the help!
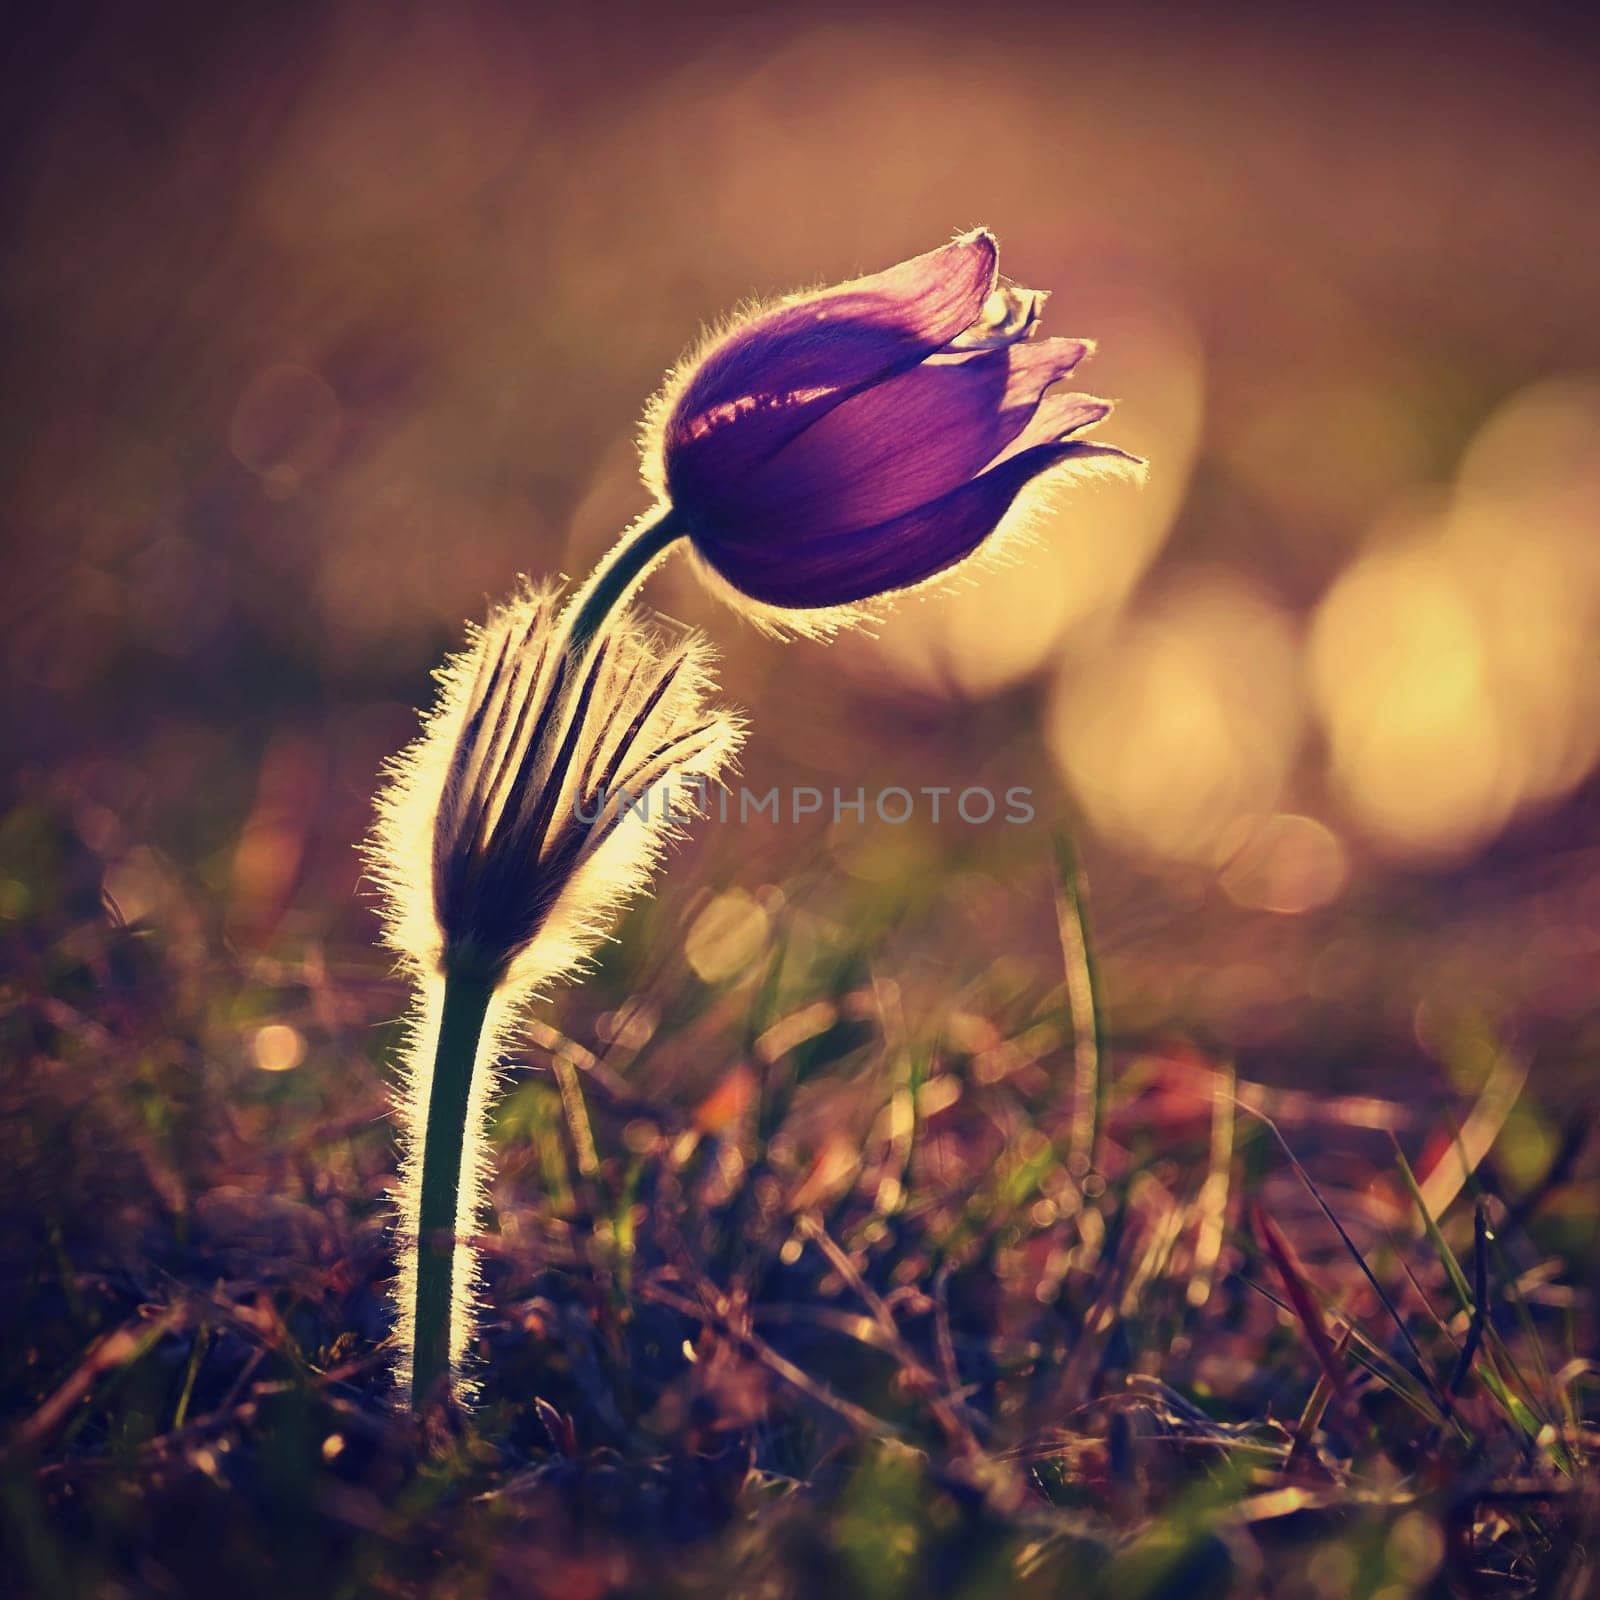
left=1311, top=377, right=1600, bottom=857
left=250, top=1022, right=307, bottom=1074
left=1217, top=813, right=1350, bottom=915
left=1048, top=576, right=1303, bottom=864
left=684, top=889, right=771, bottom=985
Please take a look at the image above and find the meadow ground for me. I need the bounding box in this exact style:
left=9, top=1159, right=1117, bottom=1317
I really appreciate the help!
left=3, top=791, right=1597, bottom=1598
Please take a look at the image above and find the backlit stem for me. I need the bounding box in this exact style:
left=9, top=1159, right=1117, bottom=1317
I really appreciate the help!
left=411, top=972, right=495, bottom=1409
left=562, top=506, right=687, bottom=663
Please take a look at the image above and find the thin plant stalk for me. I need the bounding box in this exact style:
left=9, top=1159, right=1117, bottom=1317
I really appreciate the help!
left=1054, top=832, right=1104, bottom=1180
left=563, top=508, right=686, bottom=662
left=410, top=973, right=496, bottom=1410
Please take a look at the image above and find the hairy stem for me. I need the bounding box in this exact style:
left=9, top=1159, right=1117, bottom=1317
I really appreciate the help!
left=411, top=972, right=495, bottom=1409
left=562, top=506, right=687, bottom=662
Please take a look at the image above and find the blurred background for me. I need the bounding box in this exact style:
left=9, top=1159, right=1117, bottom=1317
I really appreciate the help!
left=5, top=0, right=1599, bottom=1096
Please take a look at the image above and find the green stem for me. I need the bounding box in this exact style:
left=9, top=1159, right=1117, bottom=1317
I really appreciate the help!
left=562, top=506, right=687, bottom=662
left=411, top=972, right=495, bottom=1409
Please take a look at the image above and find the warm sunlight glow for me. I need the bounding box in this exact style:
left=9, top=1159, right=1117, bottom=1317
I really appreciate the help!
left=1310, top=535, right=1507, bottom=856
left=1312, top=377, right=1600, bottom=857
left=1048, top=576, right=1302, bottom=863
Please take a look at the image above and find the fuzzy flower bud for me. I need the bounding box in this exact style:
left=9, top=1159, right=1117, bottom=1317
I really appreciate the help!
left=370, top=582, right=742, bottom=992
left=641, top=229, right=1140, bottom=630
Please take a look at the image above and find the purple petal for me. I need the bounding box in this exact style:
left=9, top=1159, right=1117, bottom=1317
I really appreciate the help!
left=692, top=435, right=1124, bottom=610
left=984, top=385, right=1109, bottom=469
left=695, top=338, right=1093, bottom=543
left=664, top=232, right=999, bottom=502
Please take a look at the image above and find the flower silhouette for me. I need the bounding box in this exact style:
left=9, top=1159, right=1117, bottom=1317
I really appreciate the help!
left=644, top=229, right=1136, bottom=623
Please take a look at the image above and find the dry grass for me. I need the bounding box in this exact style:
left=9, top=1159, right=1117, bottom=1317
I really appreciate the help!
left=2, top=798, right=1595, bottom=1598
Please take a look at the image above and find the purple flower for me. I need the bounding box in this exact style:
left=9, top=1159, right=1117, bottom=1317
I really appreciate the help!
left=644, top=230, right=1137, bottom=620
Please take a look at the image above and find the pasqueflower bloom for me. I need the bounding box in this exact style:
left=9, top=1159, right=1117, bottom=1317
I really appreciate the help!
left=366, top=230, right=1140, bottom=1419
left=635, top=228, right=1136, bottom=625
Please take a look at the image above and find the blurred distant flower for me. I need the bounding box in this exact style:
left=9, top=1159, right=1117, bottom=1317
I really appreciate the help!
left=638, top=228, right=1138, bottom=628
left=369, top=583, right=741, bottom=1407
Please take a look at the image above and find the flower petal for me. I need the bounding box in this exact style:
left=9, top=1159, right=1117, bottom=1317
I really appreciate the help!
left=984, top=385, right=1110, bottom=468
left=693, top=434, right=1125, bottom=609
left=663, top=231, right=999, bottom=501
left=696, top=338, right=1092, bottom=543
